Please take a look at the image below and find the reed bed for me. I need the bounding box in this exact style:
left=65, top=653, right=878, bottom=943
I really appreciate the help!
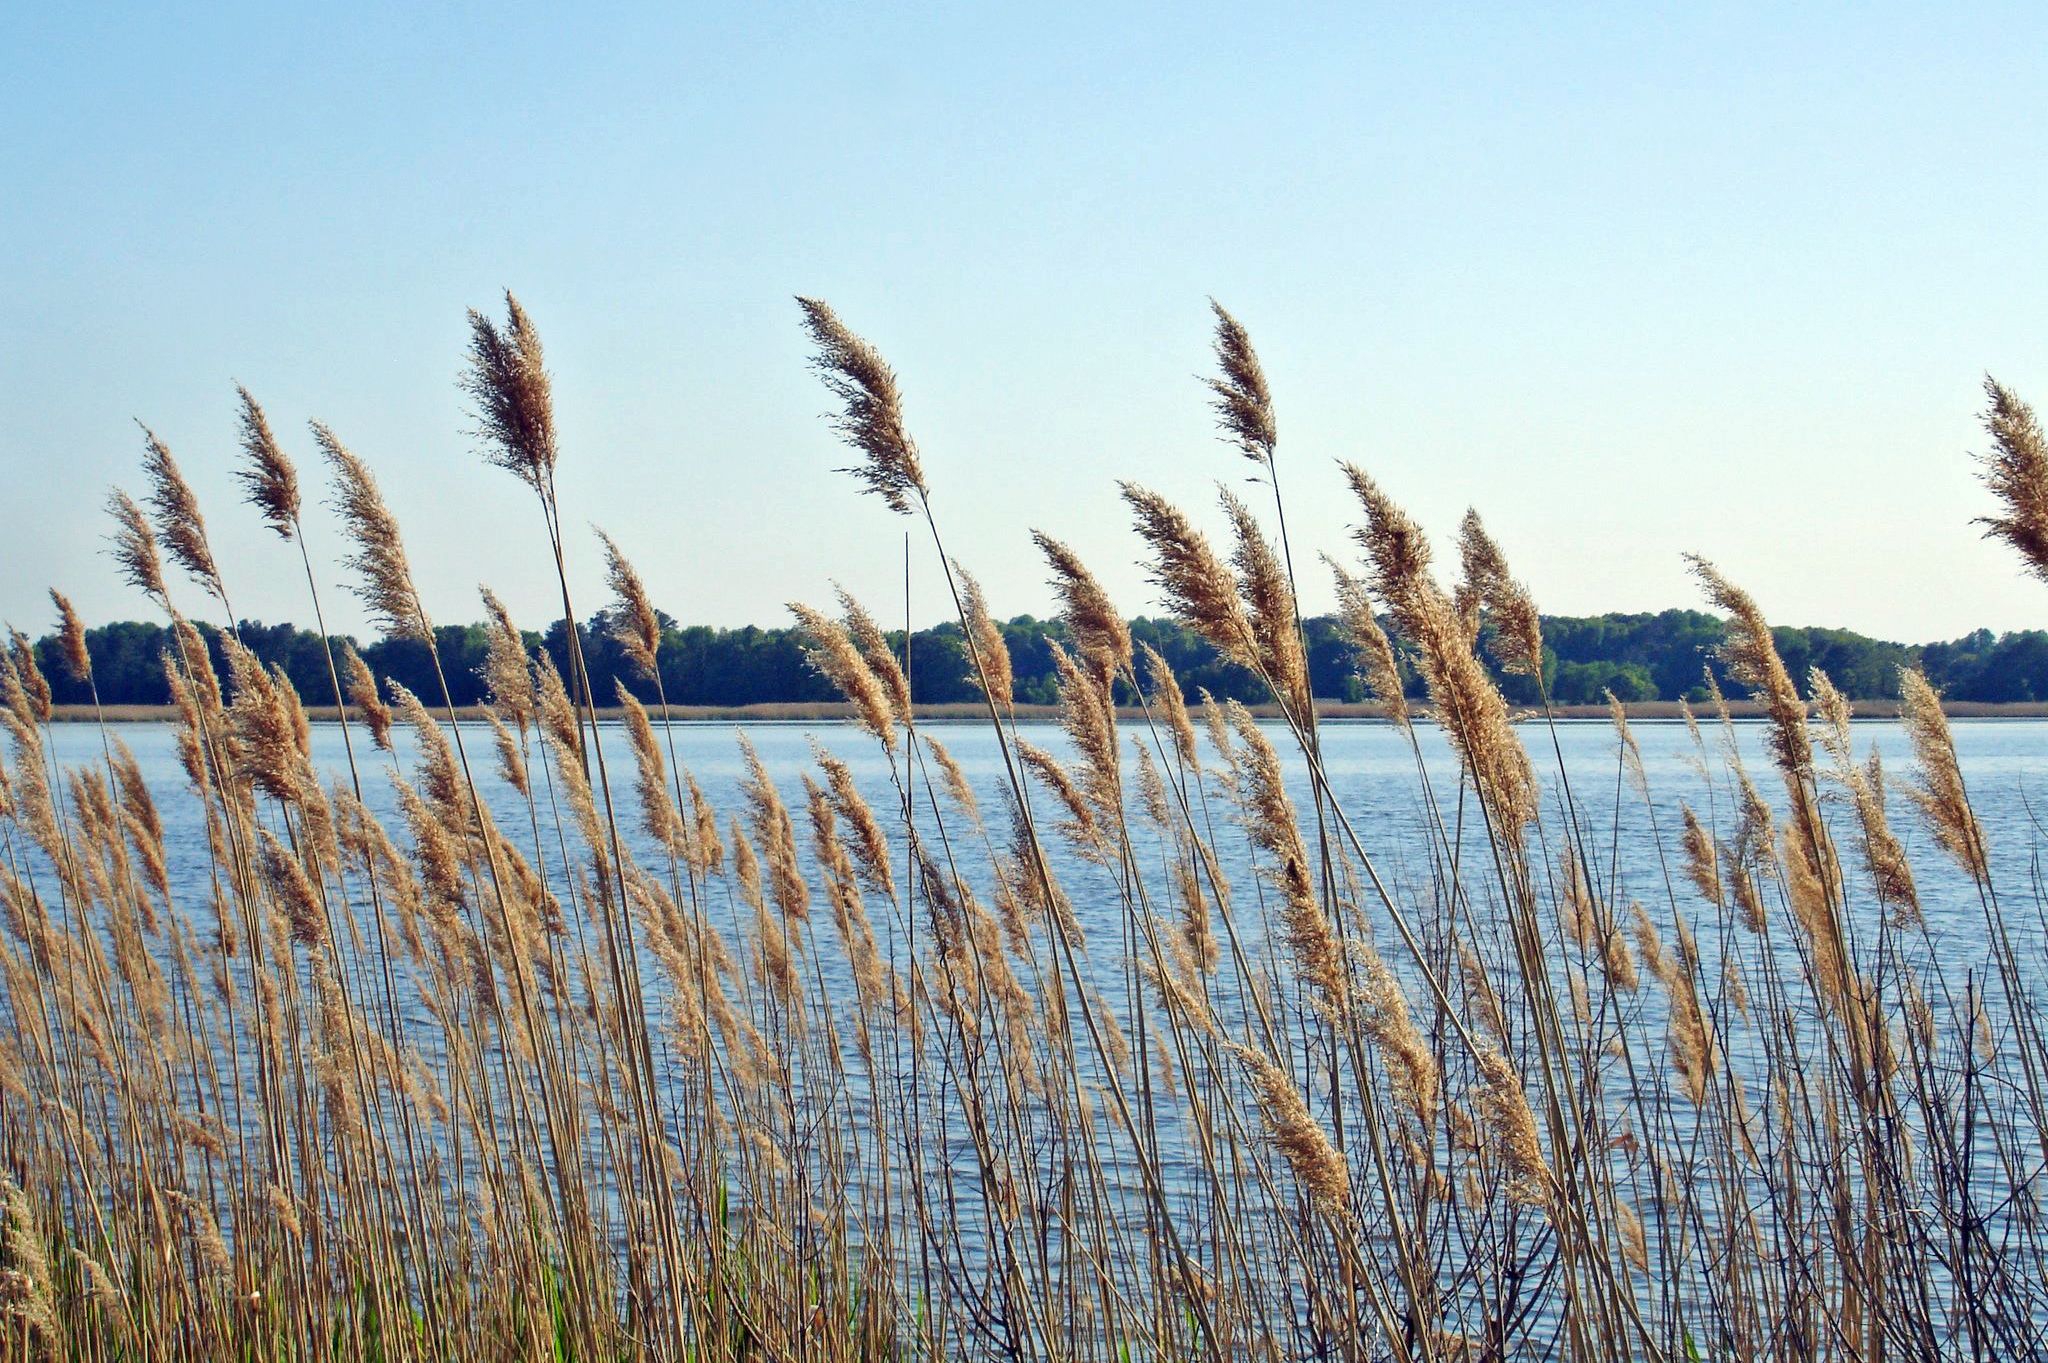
left=0, top=298, right=2044, bottom=1361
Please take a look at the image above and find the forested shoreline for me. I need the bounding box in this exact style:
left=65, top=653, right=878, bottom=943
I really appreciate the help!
left=26, top=605, right=2048, bottom=709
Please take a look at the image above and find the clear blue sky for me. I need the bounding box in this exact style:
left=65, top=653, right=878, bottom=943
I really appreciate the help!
left=4, top=3, right=2047, bottom=646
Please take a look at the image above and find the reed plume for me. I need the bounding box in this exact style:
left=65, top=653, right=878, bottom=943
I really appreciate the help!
left=618, top=685, right=686, bottom=854
left=1345, top=465, right=1534, bottom=831
left=137, top=423, right=227, bottom=608
left=257, top=829, right=326, bottom=948
left=338, top=641, right=393, bottom=750
left=796, top=297, right=926, bottom=514
left=789, top=602, right=896, bottom=751
left=478, top=589, right=536, bottom=727
left=1231, top=1043, right=1349, bottom=1212
left=1687, top=557, right=1812, bottom=804
left=234, top=385, right=302, bottom=537
left=105, top=489, right=168, bottom=607
left=955, top=563, right=1013, bottom=706
left=1121, top=483, right=1258, bottom=674
left=47, top=591, right=89, bottom=684
left=1221, top=488, right=1307, bottom=713
left=1033, top=532, right=1132, bottom=674
left=1131, top=646, right=1196, bottom=775
left=1356, top=943, right=1439, bottom=1127
left=6, top=636, right=52, bottom=728
left=1228, top=701, right=1341, bottom=1001
left=1473, top=1046, right=1549, bottom=1207
left=1812, top=669, right=1918, bottom=919
left=813, top=746, right=893, bottom=900
left=317, top=422, right=431, bottom=640
left=1977, top=376, right=2048, bottom=582
left=1898, top=666, right=1989, bottom=880
left=598, top=529, right=663, bottom=682
left=924, top=733, right=981, bottom=827
left=1328, top=558, right=1408, bottom=729
left=463, top=292, right=558, bottom=501
left=836, top=587, right=911, bottom=722
left=1205, top=299, right=1276, bottom=463
left=1458, top=510, right=1543, bottom=678
left=1679, top=804, right=1722, bottom=908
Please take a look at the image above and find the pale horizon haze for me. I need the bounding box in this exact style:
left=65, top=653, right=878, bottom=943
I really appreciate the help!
left=5, top=3, right=2048, bottom=647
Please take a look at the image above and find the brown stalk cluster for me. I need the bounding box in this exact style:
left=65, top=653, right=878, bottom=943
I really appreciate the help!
left=5, top=289, right=2043, bottom=1363
left=1345, top=466, right=1534, bottom=833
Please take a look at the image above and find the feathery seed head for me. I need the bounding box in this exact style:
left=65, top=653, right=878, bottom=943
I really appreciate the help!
left=234, top=385, right=302, bottom=537
left=1328, top=557, right=1408, bottom=729
left=1220, top=488, right=1307, bottom=713
left=338, top=642, right=393, bottom=750
left=478, top=589, right=536, bottom=725
left=463, top=292, right=558, bottom=499
left=1458, top=510, right=1543, bottom=678
left=106, top=489, right=169, bottom=607
left=1122, top=482, right=1259, bottom=673
left=1688, top=556, right=1812, bottom=806
left=955, top=562, right=1014, bottom=706
left=836, top=587, right=911, bottom=721
left=797, top=297, right=926, bottom=514
left=1898, top=666, right=1989, bottom=880
left=597, top=529, right=663, bottom=682
left=48, top=591, right=89, bottom=684
left=1034, top=531, right=1132, bottom=674
left=1977, top=376, right=2048, bottom=583
left=1205, top=300, right=1276, bottom=463
left=789, top=601, right=897, bottom=751
left=318, top=422, right=431, bottom=641
left=138, top=423, right=226, bottom=607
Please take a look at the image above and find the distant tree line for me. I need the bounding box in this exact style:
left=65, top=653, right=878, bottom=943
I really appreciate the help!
left=26, top=609, right=2048, bottom=710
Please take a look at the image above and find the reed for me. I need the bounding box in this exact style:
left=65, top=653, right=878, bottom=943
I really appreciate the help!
left=0, top=309, right=2044, bottom=1363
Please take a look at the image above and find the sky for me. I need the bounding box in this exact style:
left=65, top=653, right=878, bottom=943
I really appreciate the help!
left=4, top=3, right=2048, bottom=648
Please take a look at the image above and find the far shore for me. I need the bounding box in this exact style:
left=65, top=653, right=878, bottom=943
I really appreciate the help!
left=47, top=698, right=2048, bottom=724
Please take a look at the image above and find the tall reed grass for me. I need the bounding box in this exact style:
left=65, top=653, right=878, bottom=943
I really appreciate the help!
left=0, top=300, right=2043, bottom=1361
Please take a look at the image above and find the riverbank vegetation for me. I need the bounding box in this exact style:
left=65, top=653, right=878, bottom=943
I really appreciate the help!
left=2, top=296, right=2047, bottom=1359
